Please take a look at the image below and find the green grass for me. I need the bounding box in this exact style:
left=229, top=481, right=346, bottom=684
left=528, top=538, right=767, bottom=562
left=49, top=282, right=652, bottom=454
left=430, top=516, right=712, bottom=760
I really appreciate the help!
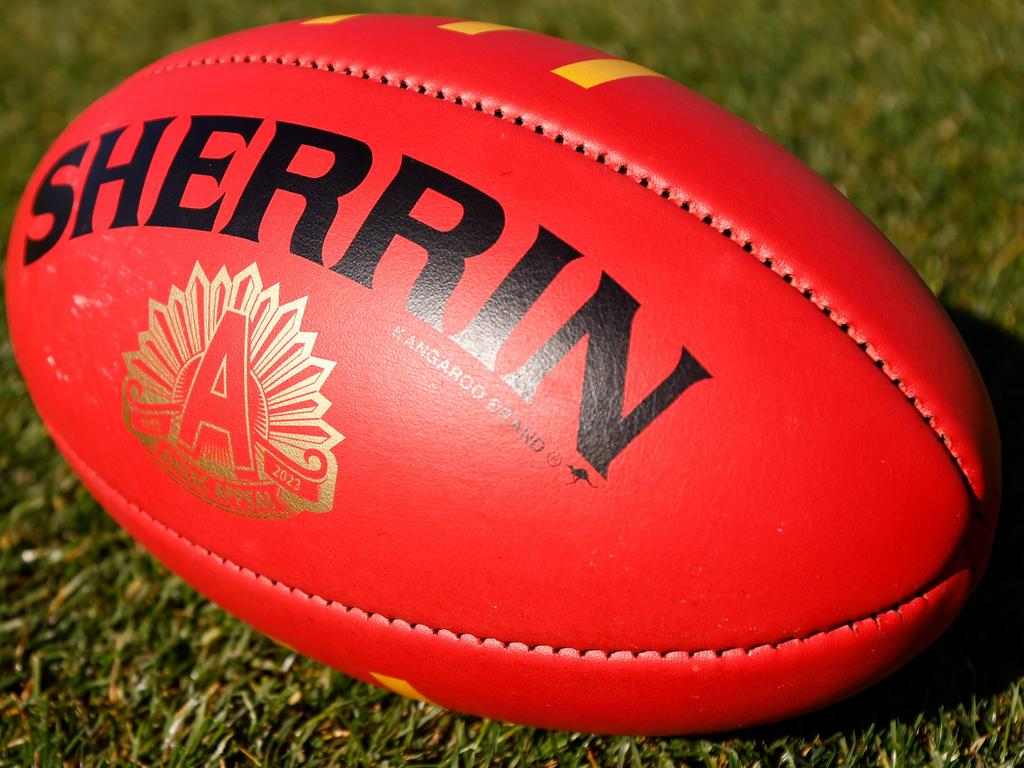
left=1, top=0, right=1022, bottom=765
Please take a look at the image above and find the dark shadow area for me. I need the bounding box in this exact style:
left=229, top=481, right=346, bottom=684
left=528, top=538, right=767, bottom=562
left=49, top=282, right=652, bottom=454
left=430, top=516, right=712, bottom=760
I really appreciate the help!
left=736, top=306, right=1024, bottom=741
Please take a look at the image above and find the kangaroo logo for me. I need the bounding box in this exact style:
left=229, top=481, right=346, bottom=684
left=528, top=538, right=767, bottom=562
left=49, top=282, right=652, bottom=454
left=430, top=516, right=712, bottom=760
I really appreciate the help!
left=567, top=464, right=597, bottom=487
left=122, top=262, right=343, bottom=518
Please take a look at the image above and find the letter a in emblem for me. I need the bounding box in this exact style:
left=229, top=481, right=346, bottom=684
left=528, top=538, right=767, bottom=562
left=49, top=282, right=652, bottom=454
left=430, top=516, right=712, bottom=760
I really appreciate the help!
left=179, top=309, right=255, bottom=470
left=123, top=262, right=343, bottom=518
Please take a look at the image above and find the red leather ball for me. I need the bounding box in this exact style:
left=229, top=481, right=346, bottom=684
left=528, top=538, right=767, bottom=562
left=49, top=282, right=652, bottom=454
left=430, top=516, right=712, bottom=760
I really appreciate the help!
left=6, top=15, right=1000, bottom=734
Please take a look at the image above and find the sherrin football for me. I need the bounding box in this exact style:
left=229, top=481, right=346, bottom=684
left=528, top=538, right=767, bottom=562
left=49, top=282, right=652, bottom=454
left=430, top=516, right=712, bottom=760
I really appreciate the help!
left=6, top=15, right=1000, bottom=734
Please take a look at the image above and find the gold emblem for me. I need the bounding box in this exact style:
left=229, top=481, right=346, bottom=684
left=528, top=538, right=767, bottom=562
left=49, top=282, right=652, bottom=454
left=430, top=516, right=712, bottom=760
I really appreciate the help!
left=122, top=262, right=342, bottom=519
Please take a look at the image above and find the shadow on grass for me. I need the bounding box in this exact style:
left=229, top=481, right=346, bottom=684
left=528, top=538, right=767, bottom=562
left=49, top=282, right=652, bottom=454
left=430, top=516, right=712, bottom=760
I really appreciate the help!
left=734, top=307, right=1024, bottom=741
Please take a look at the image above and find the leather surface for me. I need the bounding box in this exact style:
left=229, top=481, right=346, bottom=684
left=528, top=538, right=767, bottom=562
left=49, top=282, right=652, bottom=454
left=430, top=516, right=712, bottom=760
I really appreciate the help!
left=6, top=15, right=1000, bottom=733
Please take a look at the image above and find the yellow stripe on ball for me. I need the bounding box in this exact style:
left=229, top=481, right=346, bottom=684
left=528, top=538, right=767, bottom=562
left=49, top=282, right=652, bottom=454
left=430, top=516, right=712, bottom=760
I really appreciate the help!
left=301, top=14, right=361, bottom=26
left=439, top=21, right=518, bottom=35
left=552, top=58, right=665, bottom=88
left=370, top=672, right=435, bottom=704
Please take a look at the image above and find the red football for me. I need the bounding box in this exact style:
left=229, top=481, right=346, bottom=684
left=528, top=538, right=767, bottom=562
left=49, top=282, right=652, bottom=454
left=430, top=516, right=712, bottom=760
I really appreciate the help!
left=6, top=15, right=1000, bottom=734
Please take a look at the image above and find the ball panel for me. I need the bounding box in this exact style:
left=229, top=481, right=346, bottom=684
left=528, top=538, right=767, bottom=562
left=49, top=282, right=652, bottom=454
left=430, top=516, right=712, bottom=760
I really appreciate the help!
left=60, top=425, right=972, bottom=734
